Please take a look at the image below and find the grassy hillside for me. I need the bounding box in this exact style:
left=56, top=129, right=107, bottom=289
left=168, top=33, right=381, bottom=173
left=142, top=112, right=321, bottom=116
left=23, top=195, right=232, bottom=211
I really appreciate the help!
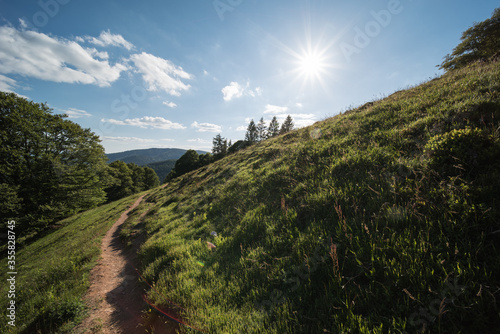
left=1, top=61, right=498, bottom=334
left=0, top=193, right=152, bottom=333
left=130, top=61, right=500, bottom=333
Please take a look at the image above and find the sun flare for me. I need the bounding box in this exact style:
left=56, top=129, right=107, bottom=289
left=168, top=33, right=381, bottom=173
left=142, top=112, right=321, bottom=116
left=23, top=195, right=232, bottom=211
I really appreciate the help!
left=298, top=51, right=326, bottom=78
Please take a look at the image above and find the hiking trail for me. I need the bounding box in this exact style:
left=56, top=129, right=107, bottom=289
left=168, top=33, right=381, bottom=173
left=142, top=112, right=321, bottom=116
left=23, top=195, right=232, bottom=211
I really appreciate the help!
left=75, top=194, right=178, bottom=333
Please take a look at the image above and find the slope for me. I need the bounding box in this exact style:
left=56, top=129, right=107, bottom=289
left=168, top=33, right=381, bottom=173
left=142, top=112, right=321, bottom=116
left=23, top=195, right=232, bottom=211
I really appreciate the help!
left=129, top=61, right=500, bottom=333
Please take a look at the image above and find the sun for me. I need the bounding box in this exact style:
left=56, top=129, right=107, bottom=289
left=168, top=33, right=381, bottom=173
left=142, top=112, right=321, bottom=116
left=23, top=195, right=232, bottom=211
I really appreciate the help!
left=297, top=51, right=327, bottom=79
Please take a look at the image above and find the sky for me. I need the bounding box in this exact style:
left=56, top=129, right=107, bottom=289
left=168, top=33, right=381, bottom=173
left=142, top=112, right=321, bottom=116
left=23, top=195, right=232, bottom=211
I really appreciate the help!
left=0, top=0, right=498, bottom=153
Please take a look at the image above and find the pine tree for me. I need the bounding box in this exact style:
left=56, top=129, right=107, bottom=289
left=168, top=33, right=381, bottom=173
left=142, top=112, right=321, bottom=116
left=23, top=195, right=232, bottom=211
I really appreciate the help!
left=267, top=116, right=280, bottom=138
left=280, top=115, right=294, bottom=134
left=257, top=117, right=267, bottom=142
left=212, top=133, right=228, bottom=159
left=245, top=119, right=258, bottom=144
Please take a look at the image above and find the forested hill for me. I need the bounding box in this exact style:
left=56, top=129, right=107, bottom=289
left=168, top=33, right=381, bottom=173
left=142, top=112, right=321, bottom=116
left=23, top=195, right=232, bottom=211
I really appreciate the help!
left=106, top=148, right=207, bottom=166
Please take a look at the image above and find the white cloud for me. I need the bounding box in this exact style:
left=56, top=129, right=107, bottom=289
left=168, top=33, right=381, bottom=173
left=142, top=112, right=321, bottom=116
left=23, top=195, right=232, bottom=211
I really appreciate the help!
left=236, top=125, right=247, bottom=131
left=221, top=81, right=244, bottom=101
left=86, top=48, right=109, bottom=60
left=101, top=116, right=186, bottom=130
left=130, top=52, right=192, bottom=96
left=60, top=108, right=92, bottom=118
left=248, top=86, right=263, bottom=97
left=287, top=113, right=316, bottom=128
left=0, top=26, right=127, bottom=87
left=101, top=136, right=174, bottom=143
left=191, top=121, right=222, bottom=133
left=87, top=30, right=134, bottom=50
left=203, top=70, right=209, bottom=76
left=296, top=102, right=303, bottom=108
left=221, top=81, right=261, bottom=101
left=0, top=74, right=17, bottom=92
left=163, top=101, right=177, bottom=108
left=188, top=138, right=210, bottom=143
left=264, top=104, right=289, bottom=115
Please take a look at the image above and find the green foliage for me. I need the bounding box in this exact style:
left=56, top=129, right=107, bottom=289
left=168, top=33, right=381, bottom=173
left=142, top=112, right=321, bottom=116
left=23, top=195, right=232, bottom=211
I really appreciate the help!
left=245, top=119, right=259, bottom=144
left=212, top=133, right=228, bottom=160
left=440, top=7, right=500, bottom=71
left=104, top=161, right=160, bottom=201
left=279, top=114, right=294, bottom=134
left=267, top=116, right=280, bottom=138
left=0, top=92, right=107, bottom=236
left=166, top=149, right=213, bottom=181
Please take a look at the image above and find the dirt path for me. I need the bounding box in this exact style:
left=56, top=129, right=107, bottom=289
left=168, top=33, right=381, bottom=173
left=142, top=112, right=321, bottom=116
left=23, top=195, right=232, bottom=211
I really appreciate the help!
left=75, top=195, right=178, bottom=334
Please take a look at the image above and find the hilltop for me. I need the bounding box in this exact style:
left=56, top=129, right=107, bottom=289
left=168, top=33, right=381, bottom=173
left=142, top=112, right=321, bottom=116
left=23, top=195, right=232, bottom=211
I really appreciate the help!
left=1, top=61, right=499, bottom=333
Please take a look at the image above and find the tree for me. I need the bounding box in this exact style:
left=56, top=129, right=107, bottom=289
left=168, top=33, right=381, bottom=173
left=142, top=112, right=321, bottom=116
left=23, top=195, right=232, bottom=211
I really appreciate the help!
left=143, top=166, right=160, bottom=189
left=166, top=149, right=200, bottom=180
left=128, top=163, right=145, bottom=193
left=245, top=119, right=258, bottom=144
left=105, top=161, right=134, bottom=202
left=257, top=117, right=267, bottom=142
left=212, top=133, right=228, bottom=159
left=440, top=8, right=500, bottom=71
left=280, top=115, right=294, bottom=134
left=267, top=116, right=280, bottom=138
left=0, top=92, right=107, bottom=231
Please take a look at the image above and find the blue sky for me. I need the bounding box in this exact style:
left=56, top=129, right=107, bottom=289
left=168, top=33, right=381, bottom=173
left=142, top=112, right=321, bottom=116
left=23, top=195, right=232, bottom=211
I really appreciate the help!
left=0, top=0, right=498, bottom=153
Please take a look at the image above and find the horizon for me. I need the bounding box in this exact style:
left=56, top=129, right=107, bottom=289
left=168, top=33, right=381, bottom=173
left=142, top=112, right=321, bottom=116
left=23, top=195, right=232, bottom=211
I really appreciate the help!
left=1, top=0, right=498, bottom=153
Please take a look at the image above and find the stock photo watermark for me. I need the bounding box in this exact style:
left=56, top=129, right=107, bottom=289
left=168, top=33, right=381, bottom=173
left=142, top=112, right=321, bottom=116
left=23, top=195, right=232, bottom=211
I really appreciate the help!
left=6, top=220, right=17, bottom=327
left=213, top=0, right=244, bottom=21
left=21, top=0, right=71, bottom=29
left=99, top=85, right=148, bottom=135
left=339, top=0, right=412, bottom=63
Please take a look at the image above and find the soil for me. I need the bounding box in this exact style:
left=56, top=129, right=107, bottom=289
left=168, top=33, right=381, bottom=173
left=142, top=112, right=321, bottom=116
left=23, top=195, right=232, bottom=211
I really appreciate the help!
left=74, top=195, right=179, bottom=334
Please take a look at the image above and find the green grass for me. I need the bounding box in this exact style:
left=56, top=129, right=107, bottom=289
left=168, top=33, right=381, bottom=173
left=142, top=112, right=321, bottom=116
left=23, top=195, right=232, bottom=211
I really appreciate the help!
left=0, top=192, right=151, bottom=333
left=2, top=61, right=499, bottom=333
left=134, top=61, right=500, bottom=333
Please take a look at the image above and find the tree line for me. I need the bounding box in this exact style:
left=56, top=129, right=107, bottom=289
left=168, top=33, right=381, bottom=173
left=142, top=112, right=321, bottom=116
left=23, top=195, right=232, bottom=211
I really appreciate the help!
left=0, top=92, right=159, bottom=238
left=166, top=115, right=294, bottom=181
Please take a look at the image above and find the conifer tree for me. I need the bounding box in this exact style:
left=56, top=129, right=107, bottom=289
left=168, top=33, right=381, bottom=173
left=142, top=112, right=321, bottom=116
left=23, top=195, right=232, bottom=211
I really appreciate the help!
left=245, top=119, right=258, bottom=144
left=280, top=115, right=294, bottom=134
left=267, top=116, right=280, bottom=138
left=257, top=117, right=267, bottom=142
left=212, top=133, right=228, bottom=159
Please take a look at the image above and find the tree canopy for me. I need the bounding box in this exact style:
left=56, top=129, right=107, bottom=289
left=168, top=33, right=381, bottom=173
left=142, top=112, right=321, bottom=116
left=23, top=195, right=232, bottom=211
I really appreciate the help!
left=440, top=7, right=500, bottom=71
left=0, top=92, right=107, bottom=232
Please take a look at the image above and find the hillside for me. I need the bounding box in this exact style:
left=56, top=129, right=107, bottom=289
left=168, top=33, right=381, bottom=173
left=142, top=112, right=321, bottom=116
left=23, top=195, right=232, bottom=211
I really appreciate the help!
left=1, top=61, right=499, bottom=333
left=106, top=148, right=207, bottom=166
left=129, top=61, right=500, bottom=333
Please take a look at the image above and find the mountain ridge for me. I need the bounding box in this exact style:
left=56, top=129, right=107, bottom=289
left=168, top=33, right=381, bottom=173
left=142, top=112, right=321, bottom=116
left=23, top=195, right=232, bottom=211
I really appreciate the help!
left=105, top=147, right=208, bottom=166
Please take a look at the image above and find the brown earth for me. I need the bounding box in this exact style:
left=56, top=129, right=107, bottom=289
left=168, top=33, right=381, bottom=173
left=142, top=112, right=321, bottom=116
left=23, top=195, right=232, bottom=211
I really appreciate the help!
left=74, top=195, right=179, bottom=334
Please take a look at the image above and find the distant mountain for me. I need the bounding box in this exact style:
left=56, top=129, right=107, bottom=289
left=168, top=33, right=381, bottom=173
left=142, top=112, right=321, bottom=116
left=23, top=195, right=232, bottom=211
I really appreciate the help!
left=106, top=148, right=207, bottom=166
left=145, top=159, right=177, bottom=183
